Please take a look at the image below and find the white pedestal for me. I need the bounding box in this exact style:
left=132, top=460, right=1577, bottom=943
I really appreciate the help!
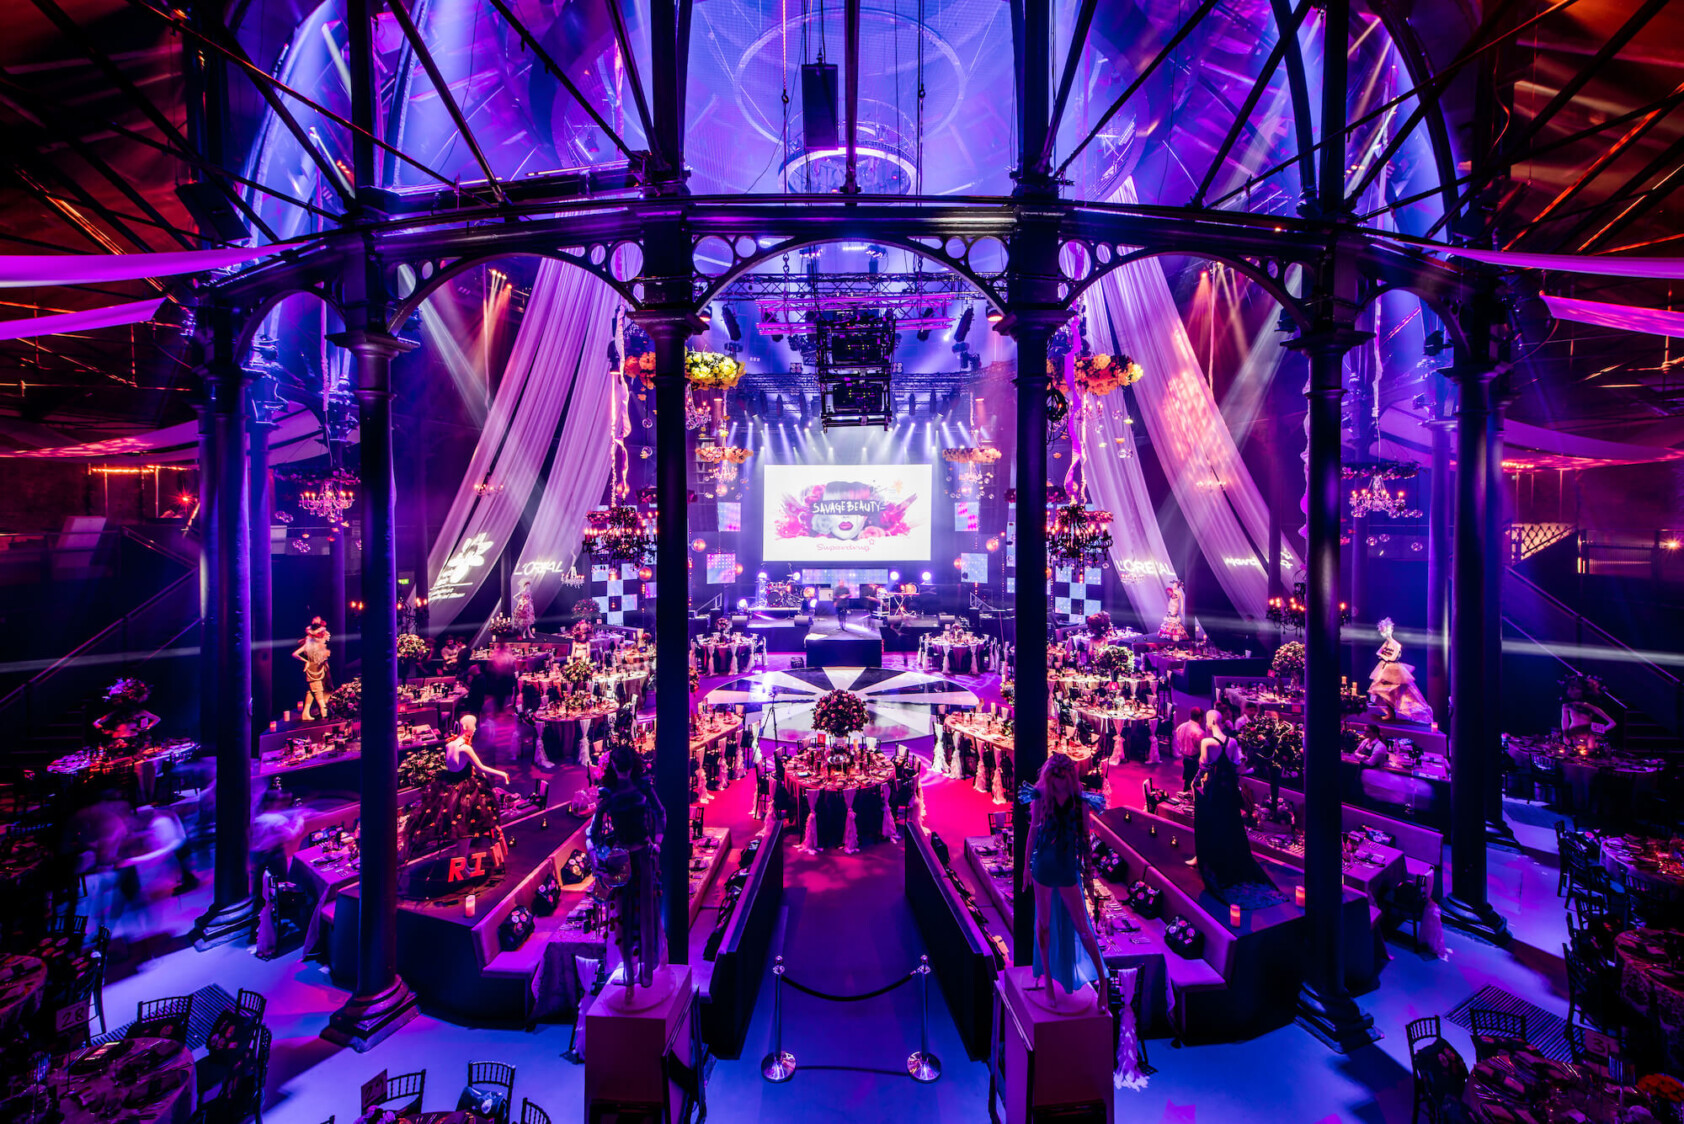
left=584, top=965, right=694, bottom=1123
left=996, top=966, right=1114, bottom=1124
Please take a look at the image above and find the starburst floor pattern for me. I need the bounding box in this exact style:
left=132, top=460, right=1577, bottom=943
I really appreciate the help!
left=702, top=666, right=980, bottom=743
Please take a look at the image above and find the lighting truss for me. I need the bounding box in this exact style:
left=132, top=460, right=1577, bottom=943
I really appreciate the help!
left=815, top=312, right=897, bottom=429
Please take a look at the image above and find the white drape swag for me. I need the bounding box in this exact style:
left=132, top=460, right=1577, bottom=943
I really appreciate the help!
left=426, top=261, right=620, bottom=629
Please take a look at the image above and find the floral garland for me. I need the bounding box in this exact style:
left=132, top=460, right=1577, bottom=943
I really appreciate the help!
left=811, top=689, right=869, bottom=737
left=104, top=676, right=151, bottom=706
left=328, top=677, right=361, bottom=719
left=1071, top=354, right=1145, bottom=397
left=487, top=614, right=520, bottom=640
left=558, top=658, right=595, bottom=686
left=696, top=445, right=753, bottom=464
left=941, top=447, right=1002, bottom=464
left=685, top=350, right=745, bottom=389
left=1238, top=716, right=1304, bottom=778
left=1085, top=610, right=1112, bottom=638
left=396, top=633, right=430, bottom=662
left=1271, top=641, right=1306, bottom=678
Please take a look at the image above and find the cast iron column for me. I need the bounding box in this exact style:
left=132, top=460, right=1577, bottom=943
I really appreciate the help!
left=196, top=403, right=217, bottom=781
left=643, top=317, right=696, bottom=965
left=249, top=400, right=276, bottom=743
left=328, top=435, right=349, bottom=685
left=195, top=313, right=256, bottom=948
left=1290, top=327, right=1375, bottom=1050
left=1443, top=361, right=1509, bottom=943
left=1483, top=381, right=1517, bottom=845
left=324, top=328, right=420, bottom=1050
left=1007, top=318, right=1054, bottom=963
left=1425, top=405, right=1452, bottom=725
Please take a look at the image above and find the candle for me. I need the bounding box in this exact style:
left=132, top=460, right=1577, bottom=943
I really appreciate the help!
left=1295, top=885, right=1306, bottom=907
left=1230, top=904, right=1242, bottom=927
left=465, top=893, right=476, bottom=918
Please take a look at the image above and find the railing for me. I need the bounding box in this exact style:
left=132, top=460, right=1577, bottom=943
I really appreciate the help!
left=1503, top=567, right=1683, bottom=736
left=0, top=570, right=201, bottom=745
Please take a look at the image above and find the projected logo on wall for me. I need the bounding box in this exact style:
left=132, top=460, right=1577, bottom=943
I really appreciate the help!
left=764, top=464, right=931, bottom=562
left=429, top=531, right=496, bottom=602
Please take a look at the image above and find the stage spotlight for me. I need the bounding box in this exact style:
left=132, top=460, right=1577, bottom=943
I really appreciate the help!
left=954, top=306, right=974, bottom=342
left=889, top=570, right=900, bottom=582
left=920, top=571, right=932, bottom=583
left=723, top=304, right=742, bottom=342
left=737, top=598, right=749, bottom=609
left=916, top=307, right=934, bottom=341
left=699, top=306, right=713, bottom=328
left=986, top=307, right=1003, bottom=325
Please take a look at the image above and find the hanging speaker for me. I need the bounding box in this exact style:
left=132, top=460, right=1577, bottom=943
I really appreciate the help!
left=801, top=63, right=840, bottom=151
left=174, top=180, right=250, bottom=243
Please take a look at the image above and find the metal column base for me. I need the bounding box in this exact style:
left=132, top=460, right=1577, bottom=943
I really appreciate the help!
left=1441, top=895, right=1511, bottom=946
left=1295, top=981, right=1378, bottom=1054
left=323, top=978, right=419, bottom=1052
left=192, top=896, right=256, bottom=951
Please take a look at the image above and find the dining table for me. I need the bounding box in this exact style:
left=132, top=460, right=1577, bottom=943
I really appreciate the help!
left=48, top=740, right=196, bottom=800
left=1601, top=836, right=1684, bottom=900
left=943, top=713, right=1098, bottom=774
left=534, top=703, right=620, bottom=766
left=1614, top=929, right=1684, bottom=1061
left=37, top=1036, right=197, bottom=1124
left=1465, top=1044, right=1652, bottom=1123
left=1506, top=735, right=1664, bottom=815
left=924, top=635, right=991, bottom=675
left=0, top=952, right=48, bottom=1034
left=696, top=635, right=755, bottom=675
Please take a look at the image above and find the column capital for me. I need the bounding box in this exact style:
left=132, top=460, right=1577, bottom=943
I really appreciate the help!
left=993, top=308, right=1070, bottom=341
left=1284, top=326, right=1373, bottom=358
left=326, top=328, right=414, bottom=362
left=628, top=309, right=707, bottom=342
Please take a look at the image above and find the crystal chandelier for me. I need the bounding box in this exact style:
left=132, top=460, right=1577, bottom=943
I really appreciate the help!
left=1266, top=581, right=1351, bottom=631
left=557, top=566, right=586, bottom=588
left=583, top=505, right=658, bottom=564
left=1344, top=462, right=1421, bottom=519
left=298, top=468, right=358, bottom=525
left=1047, top=503, right=1114, bottom=567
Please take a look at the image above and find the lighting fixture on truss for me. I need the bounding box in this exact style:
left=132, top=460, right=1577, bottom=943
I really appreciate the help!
left=816, top=311, right=897, bottom=429
left=582, top=505, right=659, bottom=565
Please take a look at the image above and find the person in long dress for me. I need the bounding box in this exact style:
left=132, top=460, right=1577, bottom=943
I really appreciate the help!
left=1158, top=579, right=1189, bottom=642
left=400, top=715, right=509, bottom=861
left=1366, top=618, right=1432, bottom=724
left=1020, top=753, right=1109, bottom=1007
left=512, top=579, right=537, bottom=640
left=292, top=618, right=332, bottom=719
left=1192, top=710, right=1274, bottom=903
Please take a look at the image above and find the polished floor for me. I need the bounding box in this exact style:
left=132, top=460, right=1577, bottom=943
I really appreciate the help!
left=91, top=661, right=1576, bottom=1124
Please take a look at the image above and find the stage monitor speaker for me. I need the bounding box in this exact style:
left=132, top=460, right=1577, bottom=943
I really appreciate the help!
left=801, top=63, right=840, bottom=150
left=175, top=180, right=250, bottom=243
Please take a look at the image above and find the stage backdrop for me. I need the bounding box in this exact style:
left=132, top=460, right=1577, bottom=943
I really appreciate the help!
left=762, top=463, right=932, bottom=563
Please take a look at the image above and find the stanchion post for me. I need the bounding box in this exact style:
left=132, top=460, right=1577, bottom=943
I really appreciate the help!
left=762, top=955, right=796, bottom=1082
left=907, top=954, right=942, bottom=1082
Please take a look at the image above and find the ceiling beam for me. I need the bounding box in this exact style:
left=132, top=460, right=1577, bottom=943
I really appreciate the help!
left=483, top=0, right=638, bottom=162
left=384, top=0, right=506, bottom=202
left=1040, top=0, right=1099, bottom=171
left=1191, top=0, right=1309, bottom=208
left=1056, top=0, right=1223, bottom=180
left=605, top=0, right=659, bottom=163
left=1572, top=134, right=1684, bottom=253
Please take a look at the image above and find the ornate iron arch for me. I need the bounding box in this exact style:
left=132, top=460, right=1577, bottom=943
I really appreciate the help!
left=1063, top=245, right=1312, bottom=329
left=232, top=284, right=346, bottom=361
left=693, top=232, right=1009, bottom=313
left=386, top=245, right=642, bottom=331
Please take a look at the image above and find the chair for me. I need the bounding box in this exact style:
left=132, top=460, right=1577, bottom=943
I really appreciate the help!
left=1553, top=821, right=1573, bottom=896
left=1406, top=1015, right=1446, bottom=1124
left=1385, top=874, right=1432, bottom=951
left=129, top=994, right=193, bottom=1042
left=235, top=988, right=268, bottom=1021
left=1468, top=1008, right=1528, bottom=1061
left=519, top=1100, right=550, bottom=1124
left=365, top=1070, right=426, bottom=1117
left=1530, top=755, right=1564, bottom=806
left=461, top=1061, right=516, bottom=1123
left=985, top=812, right=1011, bottom=836
left=1565, top=946, right=1618, bottom=1030
left=201, top=1024, right=270, bottom=1124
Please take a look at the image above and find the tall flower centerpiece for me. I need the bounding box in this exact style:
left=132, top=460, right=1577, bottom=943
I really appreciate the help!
left=685, top=350, right=745, bottom=389
left=558, top=658, right=595, bottom=689
left=812, top=690, right=869, bottom=739
left=1085, top=610, right=1113, bottom=639
left=1238, top=715, right=1304, bottom=806
left=487, top=614, right=520, bottom=641
left=1093, top=644, right=1135, bottom=678
left=328, top=677, right=361, bottom=720
left=1271, top=641, right=1306, bottom=685
left=397, top=632, right=430, bottom=682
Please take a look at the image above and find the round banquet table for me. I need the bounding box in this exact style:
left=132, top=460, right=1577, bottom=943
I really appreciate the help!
left=1074, top=705, right=1158, bottom=760
left=1614, top=929, right=1684, bottom=1061
left=534, top=705, right=617, bottom=766
left=697, top=636, right=754, bottom=675
left=0, top=953, right=47, bottom=1034
left=786, top=769, right=892, bottom=850
left=47, top=740, right=195, bottom=800
left=403, top=1112, right=495, bottom=1124
left=1506, top=738, right=1663, bottom=814
left=1465, top=1045, right=1649, bottom=1123
left=944, top=715, right=1097, bottom=773
left=925, top=638, right=989, bottom=675
left=1601, top=837, right=1684, bottom=900
left=41, top=1036, right=196, bottom=1124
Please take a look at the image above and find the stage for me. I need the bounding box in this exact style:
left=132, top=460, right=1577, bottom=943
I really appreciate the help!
left=804, top=601, right=884, bottom=667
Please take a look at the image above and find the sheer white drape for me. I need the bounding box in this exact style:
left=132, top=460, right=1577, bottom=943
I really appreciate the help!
left=510, top=310, right=620, bottom=621
left=426, top=262, right=620, bottom=629
left=1089, top=181, right=1301, bottom=620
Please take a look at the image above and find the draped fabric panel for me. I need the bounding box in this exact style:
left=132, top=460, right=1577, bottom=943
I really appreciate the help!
left=0, top=298, right=165, bottom=341
left=1438, top=246, right=1684, bottom=280
left=1543, top=293, right=1684, bottom=339
left=1066, top=359, right=1173, bottom=626
left=426, top=262, right=620, bottom=629
left=510, top=306, right=620, bottom=621
left=0, top=243, right=292, bottom=287
left=1089, top=182, right=1301, bottom=621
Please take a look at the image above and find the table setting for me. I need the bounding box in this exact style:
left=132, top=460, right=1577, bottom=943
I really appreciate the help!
left=11, top=1036, right=199, bottom=1124
left=1615, top=929, right=1684, bottom=1060
left=787, top=745, right=895, bottom=851
left=695, top=634, right=755, bottom=675
left=1505, top=734, right=1664, bottom=813
left=534, top=700, right=620, bottom=766
left=48, top=739, right=196, bottom=799
left=923, top=630, right=992, bottom=675
left=1601, top=837, right=1684, bottom=899
left=0, top=952, right=48, bottom=1034
left=1466, top=1044, right=1658, bottom=1123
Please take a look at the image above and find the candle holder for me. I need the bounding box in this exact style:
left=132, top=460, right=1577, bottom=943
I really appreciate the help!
left=1229, top=904, right=1243, bottom=927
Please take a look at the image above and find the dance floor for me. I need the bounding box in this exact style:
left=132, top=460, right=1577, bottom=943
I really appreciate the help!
left=89, top=655, right=1577, bottom=1124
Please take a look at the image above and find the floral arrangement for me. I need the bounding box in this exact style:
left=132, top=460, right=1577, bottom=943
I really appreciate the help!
left=1271, top=642, right=1306, bottom=678
left=696, top=445, right=753, bottom=464
left=396, top=633, right=430, bottom=662
left=397, top=746, right=445, bottom=790
left=1250, top=795, right=1296, bottom=829
left=328, top=678, right=361, bottom=719
left=104, top=677, right=151, bottom=706
left=1085, top=610, right=1113, bottom=638
left=1093, top=645, right=1136, bottom=676
left=558, top=658, right=595, bottom=686
left=941, top=447, right=1002, bottom=464
left=572, top=598, right=603, bottom=623
left=1638, top=1073, right=1684, bottom=1105
left=1239, top=715, right=1304, bottom=781
left=1001, top=680, right=1014, bottom=704
left=487, top=614, right=519, bottom=640
left=1340, top=461, right=1418, bottom=481
left=685, top=350, right=744, bottom=389
left=812, top=689, right=869, bottom=738
left=1072, top=354, right=1145, bottom=397
left=571, top=620, right=594, bottom=642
